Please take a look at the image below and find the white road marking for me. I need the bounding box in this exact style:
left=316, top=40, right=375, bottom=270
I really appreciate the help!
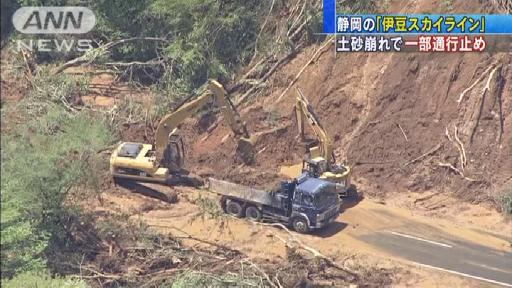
left=415, top=262, right=512, bottom=287
left=465, top=261, right=512, bottom=274
left=389, top=231, right=453, bottom=248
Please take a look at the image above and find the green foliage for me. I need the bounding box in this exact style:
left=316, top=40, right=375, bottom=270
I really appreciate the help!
left=28, top=67, right=88, bottom=106
left=195, top=196, right=224, bottom=220
left=151, top=0, right=261, bottom=93
left=170, top=271, right=261, bottom=288
left=265, top=110, right=281, bottom=127
left=95, top=213, right=149, bottom=241
left=2, top=270, right=88, bottom=288
left=337, top=0, right=379, bottom=13
left=16, top=0, right=263, bottom=97
left=1, top=0, right=19, bottom=43
left=304, top=5, right=326, bottom=44
left=1, top=0, right=329, bottom=283
left=381, top=0, right=391, bottom=12
left=495, top=184, right=512, bottom=215
left=1, top=69, right=113, bottom=278
left=442, top=0, right=454, bottom=12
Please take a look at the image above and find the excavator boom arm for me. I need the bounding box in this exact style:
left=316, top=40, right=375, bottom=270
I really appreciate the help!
left=206, top=80, right=250, bottom=138
left=154, top=80, right=251, bottom=167
left=295, top=88, right=334, bottom=162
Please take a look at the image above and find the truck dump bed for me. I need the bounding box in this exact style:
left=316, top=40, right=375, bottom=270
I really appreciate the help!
left=207, top=178, right=273, bottom=206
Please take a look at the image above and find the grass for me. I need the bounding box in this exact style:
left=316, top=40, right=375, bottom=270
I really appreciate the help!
left=170, top=271, right=262, bottom=288
left=442, top=0, right=454, bottom=11
left=495, top=184, right=512, bottom=215
left=2, top=271, right=87, bottom=288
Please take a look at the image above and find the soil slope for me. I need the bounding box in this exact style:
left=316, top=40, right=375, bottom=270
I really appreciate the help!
left=174, top=0, right=511, bottom=205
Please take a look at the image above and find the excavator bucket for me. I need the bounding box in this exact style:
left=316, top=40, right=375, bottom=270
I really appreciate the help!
left=206, top=80, right=257, bottom=165
left=235, top=136, right=257, bottom=165
left=235, top=123, right=292, bottom=165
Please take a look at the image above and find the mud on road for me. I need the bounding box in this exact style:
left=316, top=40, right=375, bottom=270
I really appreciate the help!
left=98, top=182, right=511, bottom=287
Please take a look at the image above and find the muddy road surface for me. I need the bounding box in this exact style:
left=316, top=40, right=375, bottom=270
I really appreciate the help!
left=99, top=181, right=512, bottom=287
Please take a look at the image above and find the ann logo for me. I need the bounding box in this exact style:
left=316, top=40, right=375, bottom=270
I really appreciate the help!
left=13, top=7, right=95, bottom=34
left=23, top=10, right=83, bottom=30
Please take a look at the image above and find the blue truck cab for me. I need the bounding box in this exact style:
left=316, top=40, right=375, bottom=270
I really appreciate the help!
left=280, top=173, right=341, bottom=232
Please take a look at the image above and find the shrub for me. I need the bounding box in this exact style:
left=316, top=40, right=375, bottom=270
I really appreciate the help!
left=1, top=108, right=113, bottom=277
left=1, top=64, right=113, bottom=278
left=2, top=270, right=87, bottom=288
left=170, top=271, right=260, bottom=288
left=495, top=184, right=512, bottom=215
left=28, top=67, right=88, bottom=106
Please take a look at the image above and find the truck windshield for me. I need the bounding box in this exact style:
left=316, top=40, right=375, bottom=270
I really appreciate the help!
left=315, top=188, right=337, bottom=208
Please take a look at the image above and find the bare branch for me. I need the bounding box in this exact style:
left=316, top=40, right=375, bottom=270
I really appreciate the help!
left=453, top=125, right=467, bottom=170
left=102, top=37, right=169, bottom=50
left=457, top=64, right=496, bottom=104
left=397, top=123, right=409, bottom=142
left=53, top=37, right=169, bottom=75
left=260, top=222, right=359, bottom=279
left=276, top=37, right=334, bottom=103
left=105, top=60, right=164, bottom=67
left=403, top=143, right=441, bottom=167
left=438, top=162, right=476, bottom=182
left=252, top=0, right=277, bottom=60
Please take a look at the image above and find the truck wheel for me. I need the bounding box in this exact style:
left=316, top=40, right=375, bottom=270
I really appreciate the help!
left=245, top=206, right=262, bottom=221
left=226, top=200, right=244, bottom=218
left=292, top=217, right=310, bottom=234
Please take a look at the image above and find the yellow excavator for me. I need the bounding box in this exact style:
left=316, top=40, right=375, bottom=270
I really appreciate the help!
left=110, top=79, right=255, bottom=186
left=294, top=88, right=353, bottom=197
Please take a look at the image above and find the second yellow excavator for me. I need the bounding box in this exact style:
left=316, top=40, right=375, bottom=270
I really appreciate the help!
left=110, top=80, right=255, bottom=186
left=294, top=88, right=352, bottom=197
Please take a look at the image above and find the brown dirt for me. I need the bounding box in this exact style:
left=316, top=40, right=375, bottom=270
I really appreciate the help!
left=0, top=49, right=29, bottom=104
left=174, top=0, right=512, bottom=205
left=182, top=105, right=304, bottom=187
left=68, top=66, right=154, bottom=110
left=82, top=186, right=409, bottom=287
left=96, top=182, right=511, bottom=287
left=21, top=2, right=504, bottom=205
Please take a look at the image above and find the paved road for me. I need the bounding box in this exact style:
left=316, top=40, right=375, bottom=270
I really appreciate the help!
left=360, top=229, right=512, bottom=287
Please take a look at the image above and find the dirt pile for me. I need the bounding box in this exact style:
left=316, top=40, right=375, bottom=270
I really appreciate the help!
left=180, top=0, right=511, bottom=204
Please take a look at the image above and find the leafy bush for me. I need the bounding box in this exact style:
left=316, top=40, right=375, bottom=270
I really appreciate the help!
left=28, top=67, right=88, bottom=106
left=10, top=0, right=267, bottom=98
left=150, top=0, right=261, bottom=93
left=337, top=0, right=379, bottom=13
left=2, top=271, right=87, bottom=288
left=495, top=184, right=512, bottom=215
left=171, top=271, right=261, bottom=288
left=1, top=0, right=18, bottom=44
left=1, top=68, right=113, bottom=278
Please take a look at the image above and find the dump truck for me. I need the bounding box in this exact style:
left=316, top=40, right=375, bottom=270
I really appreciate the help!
left=207, top=174, right=342, bottom=233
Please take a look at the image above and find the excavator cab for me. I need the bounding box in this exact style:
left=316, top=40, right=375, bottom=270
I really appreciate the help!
left=302, top=158, right=350, bottom=197
left=302, top=157, right=328, bottom=178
